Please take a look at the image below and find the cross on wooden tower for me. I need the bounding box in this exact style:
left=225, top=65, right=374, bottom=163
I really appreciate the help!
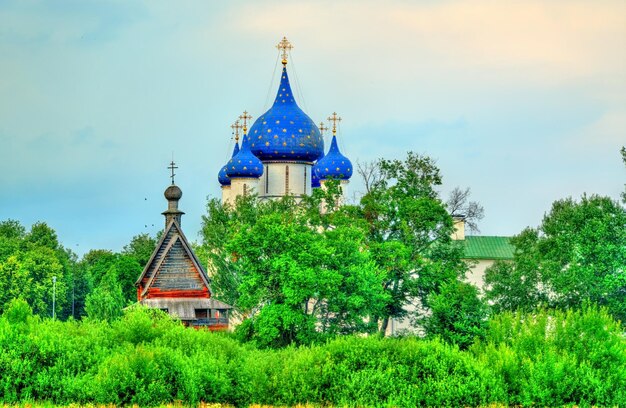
left=319, top=122, right=329, bottom=135
left=239, top=111, right=252, bottom=134
left=168, top=160, right=178, bottom=185
left=328, top=112, right=342, bottom=135
left=231, top=120, right=242, bottom=142
left=276, top=36, right=293, bottom=65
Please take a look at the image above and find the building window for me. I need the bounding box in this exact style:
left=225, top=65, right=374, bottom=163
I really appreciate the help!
left=265, top=165, right=269, bottom=193
left=243, top=183, right=248, bottom=196
left=285, top=165, right=290, bottom=194
left=304, top=167, right=307, bottom=193
left=195, top=309, right=208, bottom=318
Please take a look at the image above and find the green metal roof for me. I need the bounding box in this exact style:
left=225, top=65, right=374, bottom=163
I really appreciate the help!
left=463, top=236, right=514, bottom=260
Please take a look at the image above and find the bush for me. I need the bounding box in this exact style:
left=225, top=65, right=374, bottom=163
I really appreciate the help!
left=0, top=304, right=623, bottom=406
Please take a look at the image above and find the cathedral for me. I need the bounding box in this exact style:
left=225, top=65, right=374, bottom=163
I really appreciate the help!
left=217, top=37, right=353, bottom=204
left=136, top=37, right=513, bottom=333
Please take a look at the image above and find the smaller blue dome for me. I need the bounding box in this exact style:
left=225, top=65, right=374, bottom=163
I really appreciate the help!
left=311, top=152, right=324, bottom=189
left=314, top=135, right=352, bottom=181
left=218, top=141, right=240, bottom=186
left=226, top=135, right=263, bottom=179
left=311, top=168, right=321, bottom=188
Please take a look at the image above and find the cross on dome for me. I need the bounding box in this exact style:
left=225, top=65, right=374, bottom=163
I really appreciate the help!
left=239, top=111, right=252, bottom=134
left=168, top=160, right=178, bottom=185
left=231, top=120, right=242, bottom=142
left=328, top=112, right=342, bottom=135
left=319, top=122, right=329, bottom=135
left=276, top=36, right=293, bottom=65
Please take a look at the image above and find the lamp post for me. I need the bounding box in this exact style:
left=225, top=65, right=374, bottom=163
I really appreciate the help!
left=52, top=276, right=57, bottom=320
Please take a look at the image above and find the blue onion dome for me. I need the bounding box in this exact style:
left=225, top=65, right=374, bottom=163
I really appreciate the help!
left=248, top=67, right=324, bottom=162
left=217, top=141, right=240, bottom=186
left=314, top=135, right=352, bottom=180
left=311, top=167, right=321, bottom=188
left=226, top=134, right=263, bottom=179
left=311, top=151, right=324, bottom=188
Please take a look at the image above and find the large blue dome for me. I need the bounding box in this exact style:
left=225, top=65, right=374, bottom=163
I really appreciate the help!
left=314, top=135, right=352, bottom=181
left=249, top=67, right=324, bottom=162
left=218, top=141, right=240, bottom=186
left=226, top=135, right=263, bottom=179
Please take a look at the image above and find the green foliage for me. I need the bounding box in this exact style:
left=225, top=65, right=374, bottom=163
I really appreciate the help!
left=85, top=267, right=125, bottom=322
left=0, top=220, right=78, bottom=319
left=122, top=233, right=157, bottom=266
left=472, top=306, right=626, bottom=406
left=485, top=229, right=549, bottom=313
left=485, top=194, right=626, bottom=323
left=360, top=152, right=467, bottom=333
left=0, top=305, right=623, bottom=406
left=0, top=221, right=154, bottom=321
left=0, top=243, right=66, bottom=317
left=4, top=298, right=33, bottom=325
left=422, top=280, right=489, bottom=349
left=201, top=191, right=387, bottom=348
left=79, top=249, right=143, bottom=307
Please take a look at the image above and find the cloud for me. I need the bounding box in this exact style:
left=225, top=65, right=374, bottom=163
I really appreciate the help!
left=235, top=0, right=626, bottom=81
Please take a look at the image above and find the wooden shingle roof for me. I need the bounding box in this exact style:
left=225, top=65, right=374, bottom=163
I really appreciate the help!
left=136, top=219, right=211, bottom=299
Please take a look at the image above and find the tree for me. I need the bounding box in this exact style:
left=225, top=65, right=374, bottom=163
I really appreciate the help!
left=420, top=280, right=489, bottom=349
left=122, top=233, right=157, bottom=266
left=356, top=159, right=383, bottom=194
left=79, top=249, right=142, bottom=306
left=446, top=187, right=484, bottom=233
left=201, top=191, right=386, bottom=348
left=359, top=152, right=467, bottom=333
left=23, top=222, right=60, bottom=251
left=485, top=194, right=626, bottom=323
left=0, top=221, right=73, bottom=318
left=3, top=298, right=33, bottom=325
left=115, top=255, right=143, bottom=304
left=484, top=228, right=549, bottom=313
left=85, top=267, right=125, bottom=322
left=0, top=248, right=66, bottom=317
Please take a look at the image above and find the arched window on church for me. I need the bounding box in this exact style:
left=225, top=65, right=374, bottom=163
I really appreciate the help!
left=303, top=167, right=307, bottom=193
left=285, top=166, right=290, bottom=194
left=243, top=183, right=248, bottom=197
left=265, top=165, right=269, bottom=194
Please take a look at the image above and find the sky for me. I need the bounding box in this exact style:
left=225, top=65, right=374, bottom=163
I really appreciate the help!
left=1, top=0, right=624, bottom=255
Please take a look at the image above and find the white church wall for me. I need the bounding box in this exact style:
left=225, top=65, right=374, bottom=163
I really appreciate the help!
left=230, top=178, right=259, bottom=199
left=261, top=162, right=311, bottom=198
left=464, top=259, right=495, bottom=292
left=221, top=186, right=231, bottom=205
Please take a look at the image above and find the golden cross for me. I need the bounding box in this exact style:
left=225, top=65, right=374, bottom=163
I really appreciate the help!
left=319, top=122, right=328, bottom=135
left=239, top=111, right=253, bottom=134
left=231, top=120, right=242, bottom=142
left=327, top=112, right=342, bottom=135
left=276, top=36, right=293, bottom=65
left=168, top=160, right=178, bottom=185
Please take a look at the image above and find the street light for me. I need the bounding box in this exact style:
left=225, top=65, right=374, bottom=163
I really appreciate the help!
left=52, top=276, right=57, bottom=320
